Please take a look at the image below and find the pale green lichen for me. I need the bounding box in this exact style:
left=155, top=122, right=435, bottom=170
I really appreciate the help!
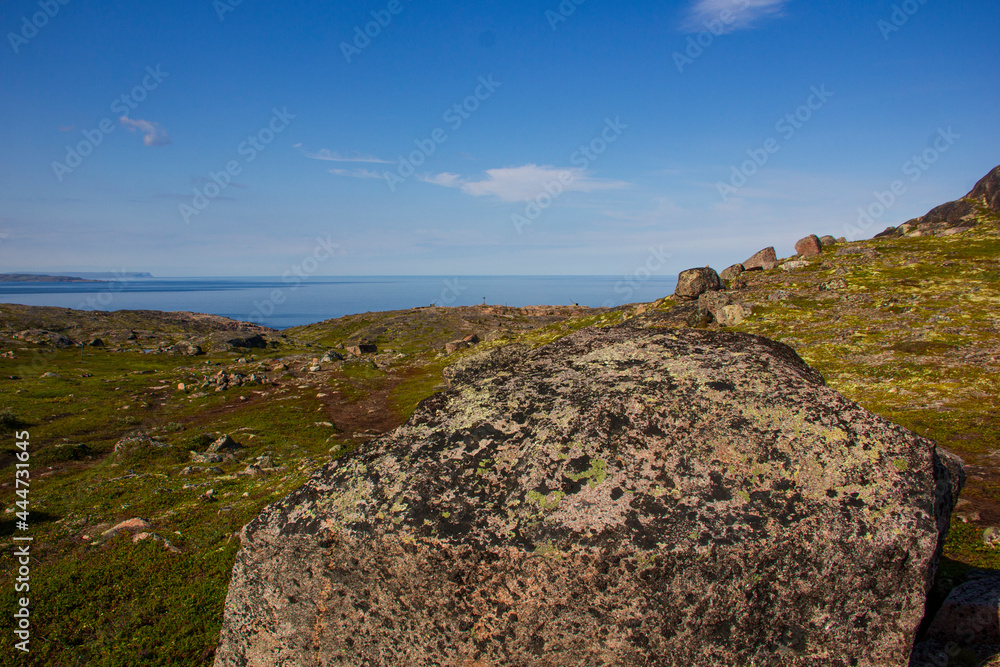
left=526, top=489, right=565, bottom=510
left=566, top=458, right=607, bottom=487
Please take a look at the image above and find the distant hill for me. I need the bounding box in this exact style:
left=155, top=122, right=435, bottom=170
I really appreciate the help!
left=30, top=271, right=154, bottom=279
left=0, top=273, right=105, bottom=283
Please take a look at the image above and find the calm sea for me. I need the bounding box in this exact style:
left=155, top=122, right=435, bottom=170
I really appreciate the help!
left=0, top=276, right=678, bottom=330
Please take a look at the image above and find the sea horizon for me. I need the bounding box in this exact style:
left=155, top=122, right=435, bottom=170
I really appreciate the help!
left=0, top=274, right=679, bottom=330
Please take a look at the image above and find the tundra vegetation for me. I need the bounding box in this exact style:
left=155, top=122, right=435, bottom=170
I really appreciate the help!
left=0, top=219, right=998, bottom=664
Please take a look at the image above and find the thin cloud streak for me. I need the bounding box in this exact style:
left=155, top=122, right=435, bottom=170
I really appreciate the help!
left=681, top=0, right=790, bottom=34
left=119, top=117, right=171, bottom=146
left=420, top=164, right=630, bottom=203
left=295, top=144, right=392, bottom=163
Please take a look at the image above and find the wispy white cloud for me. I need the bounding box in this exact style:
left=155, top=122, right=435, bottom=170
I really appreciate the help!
left=681, top=0, right=789, bottom=34
left=420, top=164, right=629, bottom=203
left=294, top=144, right=392, bottom=164
left=119, top=117, right=171, bottom=146
left=328, top=167, right=386, bottom=180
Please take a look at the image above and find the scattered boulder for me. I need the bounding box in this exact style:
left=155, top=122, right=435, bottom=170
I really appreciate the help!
left=781, top=260, right=810, bottom=272
left=822, top=278, right=848, bottom=291
left=40, top=372, right=61, bottom=379
left=190, top=452, right=225, bottom=464
left=101, top=518, right=153, bottom=541
left=347, top=343, right=378, bottom=356
left=308, top=359, right=322, bottom=372
left=674, top=267, right=722, bottom=300
left=444, top=341, right=470, bottom=354
left=742, top=246, right=778, bottom=271
left=225, top=334, right=268, bottom=349
left=88, top=338, right=105, bottom=347
left=925, top=570, right=1000, bottom=645
left=203, top=370, right=266, bottom=391
left=321, top=350, right=344, bottom=363
left=170, top=341, right=204, bottom=356
left=462, top=334, right=481, bottom=344
left=794, top=234, right=823, bottom=257
left=719, top=263, right=745, bottom=282
left=216, top=325, right=963, bottom=667
left=208, top=434, right=243, bottom=454
left=13, top=329, right=75, bottom=347
left=696, top=292, right=750, bottom=327
left=819, top=235, right=837, bottom=246
left=113, top=434, right=170, bottom=456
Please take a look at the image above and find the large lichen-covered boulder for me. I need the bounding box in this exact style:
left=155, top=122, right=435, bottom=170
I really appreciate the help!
left=215, top=326, right=963, bottom=667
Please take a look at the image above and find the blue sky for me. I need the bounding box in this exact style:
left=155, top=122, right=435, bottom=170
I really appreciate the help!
left=1, top=0, right=998, bottom=277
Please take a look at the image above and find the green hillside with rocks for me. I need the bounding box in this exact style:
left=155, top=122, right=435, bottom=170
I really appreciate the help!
left=0, top=166, right=998, bottom=665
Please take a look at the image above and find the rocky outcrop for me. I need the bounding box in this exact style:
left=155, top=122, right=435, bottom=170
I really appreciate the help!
left=674, top=267, right=721, bottom=300
left=215, top=325, right=963, bottom=667
left=877, top=164, right=1000, bottom=238
left=743, top=246, right=779, bottom=271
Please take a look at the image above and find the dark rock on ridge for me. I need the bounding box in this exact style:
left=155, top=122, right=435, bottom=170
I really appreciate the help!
left=215, top=325, right=963, bottom=667
left=674, top=267, right=721, bottom=300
